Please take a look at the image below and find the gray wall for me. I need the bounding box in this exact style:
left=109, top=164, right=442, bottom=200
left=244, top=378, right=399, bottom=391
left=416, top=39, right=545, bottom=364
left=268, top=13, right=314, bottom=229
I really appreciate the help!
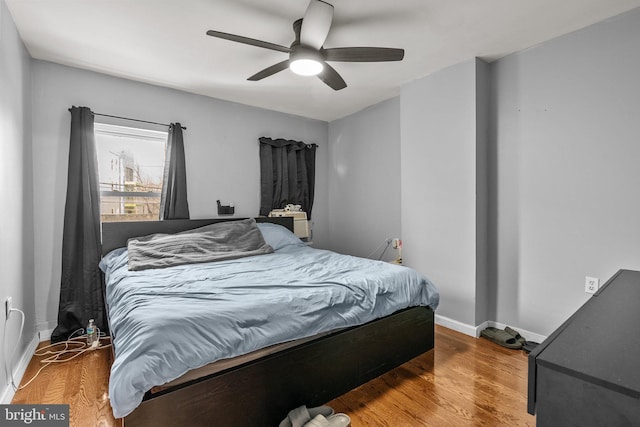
left=5, top=0, right=640, bottom=354
left=0, top=0, right=35, bottom=391
left=334, top=8, right=640, bottom=339
left=400, top=59, right=482, bottom=327
left=326, top=98, right=401, bottom=261
left=30, top=61, right=328, bottom=332
left=489, top=7, right=640, bottom=335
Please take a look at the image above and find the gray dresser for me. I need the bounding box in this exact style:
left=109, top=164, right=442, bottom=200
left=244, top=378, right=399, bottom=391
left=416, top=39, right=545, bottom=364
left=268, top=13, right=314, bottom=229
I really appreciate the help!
left=528, top=269, right=640, bottom=426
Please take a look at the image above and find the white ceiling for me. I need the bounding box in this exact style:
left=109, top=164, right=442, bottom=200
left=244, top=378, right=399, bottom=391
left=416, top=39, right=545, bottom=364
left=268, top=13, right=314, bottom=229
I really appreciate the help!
left=6, top=0, right=640, bottom=122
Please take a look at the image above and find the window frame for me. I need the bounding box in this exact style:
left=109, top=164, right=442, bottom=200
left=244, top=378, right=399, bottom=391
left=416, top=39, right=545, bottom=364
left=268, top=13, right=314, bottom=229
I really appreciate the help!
left=94, top=122, right=168, bottom=221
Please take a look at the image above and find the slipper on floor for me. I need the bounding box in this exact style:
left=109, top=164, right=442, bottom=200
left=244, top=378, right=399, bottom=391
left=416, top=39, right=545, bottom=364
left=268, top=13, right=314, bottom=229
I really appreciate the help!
left=279, top=406, right=335, bottom=427
left=303, top=413, right=351, bottom=427
left=504, top=326, right=526, bottom=345
left=522, top=341, right=540, bottom=354
left=480, top=327, right=522, bottom=349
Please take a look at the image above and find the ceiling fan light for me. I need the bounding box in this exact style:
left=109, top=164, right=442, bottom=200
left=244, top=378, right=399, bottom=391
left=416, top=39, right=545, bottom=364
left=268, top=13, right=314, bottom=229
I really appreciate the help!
left=289, top=46, right=324, bottom=76
left=290, top=58, right=323, bottom=76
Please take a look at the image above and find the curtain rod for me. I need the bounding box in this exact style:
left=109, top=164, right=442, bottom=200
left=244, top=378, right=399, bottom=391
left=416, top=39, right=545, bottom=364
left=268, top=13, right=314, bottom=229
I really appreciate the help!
left=93, top=112, right=187, bottom=130
left=68, top=108, right=187, bottom=130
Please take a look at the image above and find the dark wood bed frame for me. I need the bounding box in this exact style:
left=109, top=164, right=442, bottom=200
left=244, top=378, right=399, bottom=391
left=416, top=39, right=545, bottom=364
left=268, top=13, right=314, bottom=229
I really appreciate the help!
left=101, top=217, right=435, bottom=427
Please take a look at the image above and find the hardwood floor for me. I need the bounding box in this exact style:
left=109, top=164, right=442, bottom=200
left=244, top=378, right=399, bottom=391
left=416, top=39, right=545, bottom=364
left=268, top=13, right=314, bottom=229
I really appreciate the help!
left=329, top=326, right=535, bottom=426
left=12, top=340, right=120, bottom=427
left=12, top=325, right=535, bottom=426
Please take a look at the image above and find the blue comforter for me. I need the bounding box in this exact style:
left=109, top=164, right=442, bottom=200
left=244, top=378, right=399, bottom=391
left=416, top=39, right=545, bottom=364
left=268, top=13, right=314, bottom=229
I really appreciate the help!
left=100, top=244, right=439, bottom=418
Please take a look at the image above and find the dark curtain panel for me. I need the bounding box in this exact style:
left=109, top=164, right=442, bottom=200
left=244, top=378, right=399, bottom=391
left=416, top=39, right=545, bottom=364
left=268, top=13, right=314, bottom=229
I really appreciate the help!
left=160, top=123, right=190, bottom=220
left=259, top=137, right=317, bottom=219
left=51, top=106, right=106, bottom=343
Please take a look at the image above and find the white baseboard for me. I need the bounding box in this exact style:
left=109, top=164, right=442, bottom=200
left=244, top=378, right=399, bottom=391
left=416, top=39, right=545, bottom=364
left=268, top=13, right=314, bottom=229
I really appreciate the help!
left=36, top=320, right=56, bottom=342
left=38, top=328, right=53, bottom=342
left=0, top=332, right=39, bottom=404
left=435, top=314, right=478, bottom=337
left=435, top=315, right=548, bottom=343
left=474, top=320, right=491, bottom=337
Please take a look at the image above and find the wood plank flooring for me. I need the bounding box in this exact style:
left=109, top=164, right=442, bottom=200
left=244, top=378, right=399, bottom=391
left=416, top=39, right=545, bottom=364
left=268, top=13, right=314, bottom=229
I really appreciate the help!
left=12, top=339, right=118, bottom=427
left=12, top=325, right=535, bottom=426
left=329, top=326, right=535, bottom=426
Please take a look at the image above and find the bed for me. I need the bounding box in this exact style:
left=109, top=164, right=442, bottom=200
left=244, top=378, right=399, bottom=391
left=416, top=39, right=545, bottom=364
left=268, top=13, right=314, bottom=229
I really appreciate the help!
left=100, top=217, right=439, bottom=426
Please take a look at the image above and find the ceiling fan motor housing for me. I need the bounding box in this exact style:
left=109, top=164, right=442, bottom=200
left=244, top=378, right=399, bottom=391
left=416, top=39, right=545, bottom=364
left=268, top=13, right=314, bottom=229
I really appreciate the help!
left=289, top=45, right=325, bottom=75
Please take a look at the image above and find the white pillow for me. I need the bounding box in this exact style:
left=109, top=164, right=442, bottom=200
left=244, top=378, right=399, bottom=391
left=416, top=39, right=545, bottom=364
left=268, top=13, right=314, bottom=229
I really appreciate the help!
left=257, top=222, right=304, bottom=250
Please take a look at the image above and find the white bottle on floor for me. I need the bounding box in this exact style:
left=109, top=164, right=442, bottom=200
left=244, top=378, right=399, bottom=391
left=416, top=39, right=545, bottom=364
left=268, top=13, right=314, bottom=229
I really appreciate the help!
left=87, top=319, right=98, bottom=347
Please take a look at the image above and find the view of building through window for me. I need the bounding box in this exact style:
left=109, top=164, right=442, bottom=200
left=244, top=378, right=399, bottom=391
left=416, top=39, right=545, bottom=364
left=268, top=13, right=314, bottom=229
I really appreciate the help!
left=94, top=123, right=167, bottom=222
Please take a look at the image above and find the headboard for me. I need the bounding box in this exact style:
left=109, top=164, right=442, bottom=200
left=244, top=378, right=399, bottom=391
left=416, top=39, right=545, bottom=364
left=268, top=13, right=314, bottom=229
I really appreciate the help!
left=101, top=217, right=294, bottom=256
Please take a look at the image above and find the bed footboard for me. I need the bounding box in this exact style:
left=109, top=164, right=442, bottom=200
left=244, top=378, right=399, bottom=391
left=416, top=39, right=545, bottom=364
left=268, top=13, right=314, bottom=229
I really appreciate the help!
left=124, top=306, right=435, bottom=427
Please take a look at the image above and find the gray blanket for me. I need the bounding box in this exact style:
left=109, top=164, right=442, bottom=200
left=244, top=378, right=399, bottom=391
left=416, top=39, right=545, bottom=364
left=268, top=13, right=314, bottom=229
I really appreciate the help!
left=127, top=218, right=273, bottom=271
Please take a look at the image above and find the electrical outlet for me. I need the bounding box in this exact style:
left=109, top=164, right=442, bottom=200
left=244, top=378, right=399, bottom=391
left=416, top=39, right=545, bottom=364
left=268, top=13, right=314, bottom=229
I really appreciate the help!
left=5, top=297, right=12, bottom=320
left=585, top=277, right=599, bottom=294
left=392, top=238, right=402, bottom=249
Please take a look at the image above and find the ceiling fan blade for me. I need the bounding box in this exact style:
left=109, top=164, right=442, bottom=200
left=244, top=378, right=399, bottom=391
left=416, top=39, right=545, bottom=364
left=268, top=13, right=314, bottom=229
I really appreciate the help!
left=300, top=0, right=334, bottom=49
left=323, top=47, right=404, bottom=62
left=317, top=62, right=346, bottom=90
left=206, top=30, right=291, bottom=54
left=247, top=60, right=290, bottom=81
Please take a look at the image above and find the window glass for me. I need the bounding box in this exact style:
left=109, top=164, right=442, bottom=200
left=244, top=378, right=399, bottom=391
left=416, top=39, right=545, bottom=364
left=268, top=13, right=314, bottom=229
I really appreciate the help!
left=94, top=123, right=167, bottom=222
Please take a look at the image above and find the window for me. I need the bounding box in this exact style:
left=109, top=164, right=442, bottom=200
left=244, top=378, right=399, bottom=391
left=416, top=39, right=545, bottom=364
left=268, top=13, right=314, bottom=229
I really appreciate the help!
left=94, top=123, right=167, bottom=222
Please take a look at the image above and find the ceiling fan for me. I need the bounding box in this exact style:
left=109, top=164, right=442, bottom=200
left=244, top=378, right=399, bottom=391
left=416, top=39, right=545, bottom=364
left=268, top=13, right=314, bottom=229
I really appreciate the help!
left=206, top=0, right=404, bottom=90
